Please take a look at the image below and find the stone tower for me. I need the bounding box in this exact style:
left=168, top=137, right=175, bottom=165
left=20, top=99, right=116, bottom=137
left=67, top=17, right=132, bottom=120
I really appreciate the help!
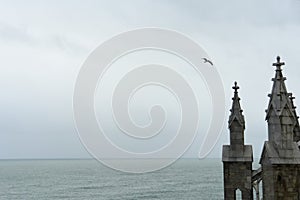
left=260, top=56, right=300, bottom=200
left=222, top=82, right=253, bottom=200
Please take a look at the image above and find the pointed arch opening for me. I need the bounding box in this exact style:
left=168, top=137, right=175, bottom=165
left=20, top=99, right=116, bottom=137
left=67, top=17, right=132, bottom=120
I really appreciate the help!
left=253, top=180, right=263, bottom=200
left=235, top=188, right=242, bottom=200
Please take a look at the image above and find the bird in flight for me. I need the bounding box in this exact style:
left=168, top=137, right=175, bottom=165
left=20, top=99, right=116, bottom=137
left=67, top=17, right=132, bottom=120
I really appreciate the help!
left=202, top=58, right=213, bottom=66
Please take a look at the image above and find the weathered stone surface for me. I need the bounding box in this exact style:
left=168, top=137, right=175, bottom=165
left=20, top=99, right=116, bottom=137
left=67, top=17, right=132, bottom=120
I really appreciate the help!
left=260, top=141, right=300, bottom=165
left=222, top=82, right=253, bottom=200
left=222, top=57, right=300, bottom=200
left=261, top=164, right=300, bottom=200
left=223, top=162, right=253, bottom=200
left=261, top=57, right=300, bottom=199
left=222, top=145, right=253, bottom=162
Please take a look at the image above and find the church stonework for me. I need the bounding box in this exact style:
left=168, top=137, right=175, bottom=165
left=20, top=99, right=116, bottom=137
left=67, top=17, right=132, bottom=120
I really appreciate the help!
left=222, top=56, right=300, bottom=200
left=222, top=82, right=253, bottom=200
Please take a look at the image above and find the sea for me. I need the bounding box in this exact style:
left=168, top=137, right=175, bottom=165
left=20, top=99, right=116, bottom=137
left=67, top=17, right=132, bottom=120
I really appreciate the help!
left=0, top=159, right=224, bottom=200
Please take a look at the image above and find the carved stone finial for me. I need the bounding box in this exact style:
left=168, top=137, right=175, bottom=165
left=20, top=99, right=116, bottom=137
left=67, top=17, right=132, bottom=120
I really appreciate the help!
left=272, top=56, right=285, bottom=70
left=277, top=56, right=280, bottom=62
left=289, top=93, right=295, bottom=100
left=232, top=81, right=239, bottom=93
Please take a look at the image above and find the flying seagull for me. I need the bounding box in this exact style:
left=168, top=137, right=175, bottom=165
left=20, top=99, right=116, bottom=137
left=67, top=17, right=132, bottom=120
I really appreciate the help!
left=202, top=58, right=213, bottom=66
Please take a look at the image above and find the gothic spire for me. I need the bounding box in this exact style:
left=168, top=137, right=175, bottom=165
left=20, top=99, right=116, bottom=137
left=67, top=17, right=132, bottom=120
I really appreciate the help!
left=265, top=56, right=297, bottom=148
left=265, top=56, right=294, bottom=120
left=228, top=81, right=245, bottom=129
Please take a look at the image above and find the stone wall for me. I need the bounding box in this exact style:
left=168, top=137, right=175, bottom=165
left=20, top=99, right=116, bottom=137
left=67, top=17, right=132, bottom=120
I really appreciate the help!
left=223, top=162, right=253, bottom=200
left=262, top=164, right=300, bottom=200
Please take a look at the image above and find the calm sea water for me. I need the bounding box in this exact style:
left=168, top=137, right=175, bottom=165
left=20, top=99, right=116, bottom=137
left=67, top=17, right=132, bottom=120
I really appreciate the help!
left=0, top=159, right=223, bottom=200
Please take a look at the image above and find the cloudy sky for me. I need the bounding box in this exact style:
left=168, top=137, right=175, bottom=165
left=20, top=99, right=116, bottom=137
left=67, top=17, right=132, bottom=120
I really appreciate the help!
left=1, top=0, right=300, bottom=161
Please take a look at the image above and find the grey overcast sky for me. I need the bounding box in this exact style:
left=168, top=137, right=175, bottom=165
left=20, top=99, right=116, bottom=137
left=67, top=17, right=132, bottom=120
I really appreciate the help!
left=1, top=0, right=300, bottom=160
